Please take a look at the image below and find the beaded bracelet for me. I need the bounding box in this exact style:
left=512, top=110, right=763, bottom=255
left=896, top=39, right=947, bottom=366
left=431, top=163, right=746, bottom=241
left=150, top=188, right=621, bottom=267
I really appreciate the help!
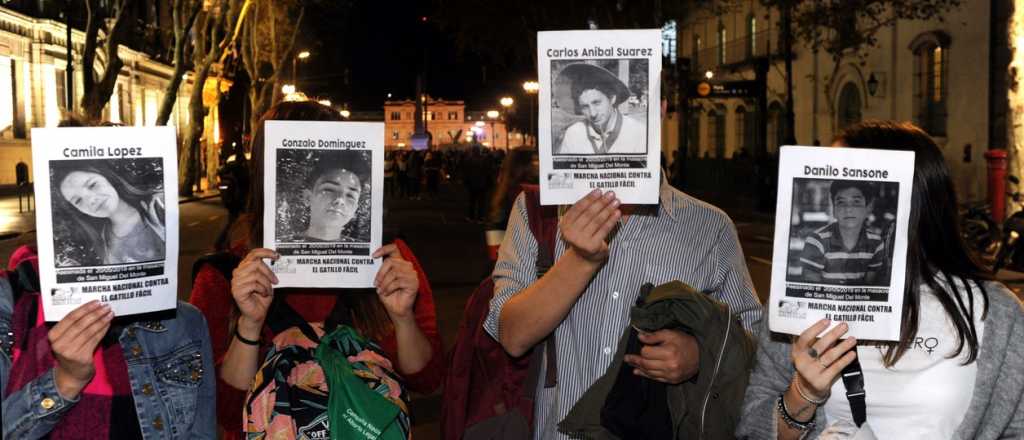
left=776, top=394, right=816, bottom=432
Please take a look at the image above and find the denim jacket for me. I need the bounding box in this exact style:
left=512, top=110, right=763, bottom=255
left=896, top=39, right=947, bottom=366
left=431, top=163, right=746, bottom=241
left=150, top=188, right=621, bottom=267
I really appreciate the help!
left=1, top=277, right=216, bottom=439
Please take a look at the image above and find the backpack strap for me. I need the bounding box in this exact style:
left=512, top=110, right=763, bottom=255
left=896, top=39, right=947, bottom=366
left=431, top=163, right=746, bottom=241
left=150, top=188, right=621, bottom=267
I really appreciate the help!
left=841, top=355, right=867, bottom=427
left=521, top=185, right=559, bottom=389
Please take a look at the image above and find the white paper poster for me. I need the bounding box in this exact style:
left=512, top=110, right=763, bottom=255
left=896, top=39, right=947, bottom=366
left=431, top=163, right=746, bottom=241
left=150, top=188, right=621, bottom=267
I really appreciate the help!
left=263, top=120, right=384, bottom=288
left=31, top=126, right=179, bottom=321
left=768, top=146, right=915, bottom=341
left=537, top=29, right=662, bottom=205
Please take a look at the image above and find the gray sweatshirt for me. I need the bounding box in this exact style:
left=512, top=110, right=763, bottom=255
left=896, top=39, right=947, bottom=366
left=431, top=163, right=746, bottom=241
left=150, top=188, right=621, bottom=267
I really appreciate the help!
left=736, top=281, right=1024, bottom=439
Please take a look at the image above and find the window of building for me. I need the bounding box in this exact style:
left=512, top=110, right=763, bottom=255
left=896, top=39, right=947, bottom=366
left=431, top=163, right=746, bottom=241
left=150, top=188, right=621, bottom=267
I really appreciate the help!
left=748, top=15, right=757, bottom=57
left=448, top=111, right=458, bottom=120
left=392, top=129, right=399, bottom=140
left=662, top=20, right=677, bottom=65
left=55, top=69, right=67, bottom=113
left=118, top=84, right=131, bottom=125
left=692, top=35, right=701, bottom=65
left=837, top=82, right=862, bottom=131
left=708, top=108, right=725, bottom=158
left=717, top=22, right=726, bottom=65
left=688, top=112, right=700, bottom=157
left=912, top=34, right=948, bottom=136
left=390, top=111, right=401, bottom=120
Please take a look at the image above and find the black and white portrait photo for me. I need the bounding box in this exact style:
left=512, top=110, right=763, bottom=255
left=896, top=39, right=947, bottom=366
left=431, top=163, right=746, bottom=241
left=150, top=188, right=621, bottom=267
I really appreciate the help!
left=49, top=158, right=166, bottom=268
left=275, top=148, right=372, bottom=243
left=785, top=178, right=899, bottom=288
left=551, top=59, right=649, bottom=156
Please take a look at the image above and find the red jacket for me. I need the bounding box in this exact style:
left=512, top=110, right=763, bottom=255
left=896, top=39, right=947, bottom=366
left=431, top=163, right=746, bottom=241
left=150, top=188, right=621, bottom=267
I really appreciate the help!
left=188, top=239, right=444, bottom=438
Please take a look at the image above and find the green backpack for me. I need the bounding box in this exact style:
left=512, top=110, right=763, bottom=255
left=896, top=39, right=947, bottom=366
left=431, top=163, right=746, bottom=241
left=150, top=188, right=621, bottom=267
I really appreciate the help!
left=244, top=321, right=410, bottom=440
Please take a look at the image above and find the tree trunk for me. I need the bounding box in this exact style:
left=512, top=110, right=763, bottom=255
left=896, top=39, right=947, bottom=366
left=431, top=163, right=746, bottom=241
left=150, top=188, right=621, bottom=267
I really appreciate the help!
left=80, top=0, right=134, bottom=121
left=156, top=0, right=202, bottom=126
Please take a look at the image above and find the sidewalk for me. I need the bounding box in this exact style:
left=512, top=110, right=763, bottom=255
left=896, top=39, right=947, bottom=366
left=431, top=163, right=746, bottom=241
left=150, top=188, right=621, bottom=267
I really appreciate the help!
left=0, top=189, right=220, bottom=241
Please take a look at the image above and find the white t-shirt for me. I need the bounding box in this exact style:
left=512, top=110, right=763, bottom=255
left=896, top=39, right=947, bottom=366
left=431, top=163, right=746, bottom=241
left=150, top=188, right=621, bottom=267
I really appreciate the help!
left=822, top=281, right=985, bottom=439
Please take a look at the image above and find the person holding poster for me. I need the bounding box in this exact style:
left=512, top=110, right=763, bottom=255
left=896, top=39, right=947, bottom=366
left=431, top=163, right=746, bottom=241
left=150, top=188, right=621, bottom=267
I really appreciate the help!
left=3, top=247, right=215, bottom=439
left=738, top=121, right=1024, bottom=439
left=486, top=183, right=763, bottom=440
left=556, top=63, right=647, bottom=155
left=189, top=101, right=443, bottom=438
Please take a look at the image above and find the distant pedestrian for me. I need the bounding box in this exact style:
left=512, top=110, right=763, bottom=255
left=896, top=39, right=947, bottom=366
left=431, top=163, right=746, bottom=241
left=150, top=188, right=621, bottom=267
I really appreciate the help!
left=396, top=151, right=409, bottom=198
left=424, top=151, right=442, bottom=198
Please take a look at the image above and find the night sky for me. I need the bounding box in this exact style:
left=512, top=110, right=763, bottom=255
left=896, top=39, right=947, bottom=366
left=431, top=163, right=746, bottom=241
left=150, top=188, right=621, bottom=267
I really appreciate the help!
left=295, top=0, right=533, bottom=112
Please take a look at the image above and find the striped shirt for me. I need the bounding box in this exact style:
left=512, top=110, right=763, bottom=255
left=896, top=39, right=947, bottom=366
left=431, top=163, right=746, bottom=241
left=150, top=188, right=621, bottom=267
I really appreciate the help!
left=799, top=221, right=886, bottom=285
left=484, top=181, right=763, bottom=440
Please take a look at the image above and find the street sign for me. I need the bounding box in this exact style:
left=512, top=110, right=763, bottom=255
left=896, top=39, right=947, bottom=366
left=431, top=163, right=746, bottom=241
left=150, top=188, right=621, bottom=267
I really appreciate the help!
left=692, top=80, right=760, bottom=98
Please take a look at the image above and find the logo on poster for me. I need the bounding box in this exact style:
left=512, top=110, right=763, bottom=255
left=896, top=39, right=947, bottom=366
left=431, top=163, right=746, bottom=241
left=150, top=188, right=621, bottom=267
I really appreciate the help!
left=547, top=172, right=574, bottom=189
left=50, top=286, right=82, bottom=306
left=778, top=300, right=806, bottom=319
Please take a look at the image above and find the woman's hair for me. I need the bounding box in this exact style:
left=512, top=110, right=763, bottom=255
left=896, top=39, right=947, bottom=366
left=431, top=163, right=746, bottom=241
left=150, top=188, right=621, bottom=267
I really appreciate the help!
left=834, top=120, right=990, bottom=366
left=50, top=160, right=162, bottom=266
left=490, top=147, right=538, bottom=223
left=235, top=100, right=391, bottom=340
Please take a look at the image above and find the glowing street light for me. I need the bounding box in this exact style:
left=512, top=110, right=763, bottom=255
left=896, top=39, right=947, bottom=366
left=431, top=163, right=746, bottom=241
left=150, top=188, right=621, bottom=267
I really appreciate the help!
left=297, top=50, right=311, bottom=59
left=705, top=70, right=714, bottom=79
left=340, top=109, right=351, bottom=118
left=499, top=97, right=514, bottom=149
left=281, top=84, right=296, bottom=95
left=486, top=110, right=500, bottom=150
left=523, top=80, right=539, bottom=146
left=318, top=99, right=332, bottom=107
left=486, top=110, right=500, bottom=119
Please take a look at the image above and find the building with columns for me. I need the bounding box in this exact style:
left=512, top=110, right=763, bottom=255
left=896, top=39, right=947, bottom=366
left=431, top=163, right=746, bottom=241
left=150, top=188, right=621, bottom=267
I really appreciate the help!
left=384, top=98, right=530, bottom=150
left=0, top=4, right=200, bottom=187
left=677, top=0, right=1010, bottom=203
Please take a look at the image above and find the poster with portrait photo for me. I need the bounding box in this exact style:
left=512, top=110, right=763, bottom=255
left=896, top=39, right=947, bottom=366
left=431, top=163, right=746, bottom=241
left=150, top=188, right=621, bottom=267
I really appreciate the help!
left=31, top=126, right=179, bottom=321
left=263, top=120, right=384, bottom=288
left=537, top=29, right=662, bottom=205
left=768, top=146, right=915, bottom=341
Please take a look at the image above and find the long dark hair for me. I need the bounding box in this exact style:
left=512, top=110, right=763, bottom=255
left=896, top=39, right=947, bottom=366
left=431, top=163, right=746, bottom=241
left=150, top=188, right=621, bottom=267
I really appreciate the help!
left=489, top=147, right=538, bottom=224
left=835, top=120, right=990, bottom=366
left=234, top=100, right=391, bottom=341
left=50, top=160, right=163, bottom=266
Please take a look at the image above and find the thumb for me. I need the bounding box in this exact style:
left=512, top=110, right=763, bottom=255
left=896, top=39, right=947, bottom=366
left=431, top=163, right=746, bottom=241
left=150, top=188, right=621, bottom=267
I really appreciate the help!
left=637, top=330, right=665, bottom=345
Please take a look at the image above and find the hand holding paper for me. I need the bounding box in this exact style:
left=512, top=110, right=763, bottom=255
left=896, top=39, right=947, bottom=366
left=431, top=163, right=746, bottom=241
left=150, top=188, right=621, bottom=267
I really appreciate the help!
left=791, top=319, right=858, bottom=399
left=560, top=189, right=621, bottom=263
left=372, top=244, right=419, bottom=320
left=50, top=300, right=113, bottom=399
left=231, top=248, right=279, bottom=329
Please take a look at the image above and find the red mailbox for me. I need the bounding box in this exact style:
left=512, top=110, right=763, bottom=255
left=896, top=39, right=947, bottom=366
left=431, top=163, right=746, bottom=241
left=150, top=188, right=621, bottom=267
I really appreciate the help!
left=985, top=149, right=1009, bottom=221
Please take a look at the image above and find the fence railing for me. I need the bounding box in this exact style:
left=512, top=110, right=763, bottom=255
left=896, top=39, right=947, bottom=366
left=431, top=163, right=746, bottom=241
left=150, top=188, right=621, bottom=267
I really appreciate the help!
left=692, top=30, right=775, bottom=73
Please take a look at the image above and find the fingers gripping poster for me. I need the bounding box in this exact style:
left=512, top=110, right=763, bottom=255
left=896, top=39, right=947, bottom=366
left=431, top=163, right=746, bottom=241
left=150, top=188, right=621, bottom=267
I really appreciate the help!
left=538, top=29, right=662, bottom=205
left=769, top=146, right=914, bottom=341
left=32, top=127, right=179, bottom=321
left=263, top=120, right=384, bottom=288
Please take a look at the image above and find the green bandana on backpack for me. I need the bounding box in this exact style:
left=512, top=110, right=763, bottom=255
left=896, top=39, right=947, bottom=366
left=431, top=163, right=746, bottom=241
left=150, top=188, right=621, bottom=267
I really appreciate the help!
left=315, top=326, right=407, bottom=440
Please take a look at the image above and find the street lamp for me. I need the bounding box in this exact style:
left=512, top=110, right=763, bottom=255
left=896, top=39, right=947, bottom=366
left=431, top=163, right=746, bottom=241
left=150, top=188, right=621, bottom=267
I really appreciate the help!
left=705, top=70, right=714, bottom=79
left=293, top=50, right=311, bottom=83
left=340, top=109, right=351, bottom=118
left=500, top=97, right=514, bottom=150
left=281, top=84, right=296, bottom=95
left=523, top=80, right=539, bottom=146
left=318, top=99, right=332, bottom=107
left=486, top=110, right=499, bottom=149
